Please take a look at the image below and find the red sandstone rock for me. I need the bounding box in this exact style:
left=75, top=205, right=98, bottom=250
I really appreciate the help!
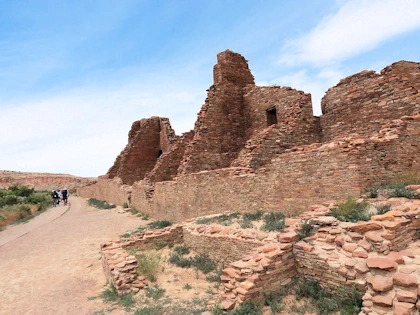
left=350, top=222, right=383, bottom=233
left=353, top=247, right=368, bottom=258
left=278, top=231, right=299, bottom=243
left=368, top=275, right=393, bottom=292
left=396, top=289, right=417, bottom=303
left=365, top=231, right=383, bottom=243
left=366, top=257, right=398, bottom=270
left=342, top=242, right=358, bottom=252
left=355, top=262, right=369, bottom=274
left=387, top=252, right=405, bottom=264
left=221, top=300, right=235, bottom=310
left=372, top=294, right=394, bottom=307
left=294, top=241, right=314, bottom=252
left=394, top=301, right=415, bottom=315
left=393, top=273, right=418, bottom=287
left=260, top=243, right=278, bottom=253
left=222, top=268, right=238, bottom=278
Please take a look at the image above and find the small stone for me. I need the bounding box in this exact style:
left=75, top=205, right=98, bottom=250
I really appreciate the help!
left=393, top=273, right=417, bottom=287
left=368, top=275, right=393, bottom=292
left=387, top=252, right=405, bottom=264
left=372, top=294, right=394, bottom=307
left=365, top=231, right=383, bottom=243
left=350, top=222, right=383, bottom=233
left=355, top=262, right=369, bottom=274
left=366, top=257, right=398, bottom=270
left=342, top=243, right=358, bottom=252
left=396, top=289, right=417, bottom=303
left=353, top=247, right=368, bottom=258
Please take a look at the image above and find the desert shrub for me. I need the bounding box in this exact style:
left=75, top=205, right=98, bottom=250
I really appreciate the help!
left=145, top=286, right=165, bottom=300
left=329, top=197, right=370, bottom=222
left=205, top=266, right=223, bottom=283
left=261, top=212, right=285, bottom=232
left=243, top=210, right=264, bottom=221
left=148, top=220, right=172, bottom=229
left=390, top=174, right=420, bottom=186
left=169, top=252, right=192, bottom=268
left=365, top=186, right=379, bottom=198
left=388, top=183, right=413, bottom=198
left=119, top=292, right=135, bottom=307
left=100, top=285, right=118, bottom=303
left=190, top=254, right=217, bottom=274
left=154, top=240, right=173, bottom=250
left=196, top=213, right=240, bottom=226
left=134, top=305, right=164, bottom=315
left=263, top=289, right=285, bottom=314
left=169, top=252, right=216, bottom=274
left=130, top=207, right=139, bottom=215
left=183, top=283, right=192, bottom=290
left=26, top=193, right=47, bottom=204
left=229, top=301, right=261, bottom=315
left=174, top=245, right=190, bottom=255
left=293, top=278, right=362, bottom=315
left=239, top=218, right=254, bottom=229
left=297, top=219, right=315, bottom=239
left=2, top=195, right=19, bottom=206
left=376, top=204, right=391, bottom=215
left=87, top=198, right=116, bottom=209
left=122, top=202, right=129, bottom=208
left=10, top=185, right=34, bottom=197
left=136, top=252, right=161, bottom=282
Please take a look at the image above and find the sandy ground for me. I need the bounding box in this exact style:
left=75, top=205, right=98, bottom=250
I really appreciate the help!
left=0, top=196, right=143, bottom=315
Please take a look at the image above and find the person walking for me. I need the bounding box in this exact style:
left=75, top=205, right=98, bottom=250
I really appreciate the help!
left=51, top=190, right=59, bottom=207
left=62, top=188, right=68, bottom=206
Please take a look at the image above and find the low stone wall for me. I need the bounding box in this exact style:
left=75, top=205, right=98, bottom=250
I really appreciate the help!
left=183, top=224, right=267, bottom=264
left=77, top=177, right=130, bottom=206
left=100, top=225, right=183, bottom=295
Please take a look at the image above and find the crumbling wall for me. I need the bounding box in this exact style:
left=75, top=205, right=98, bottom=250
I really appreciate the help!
left=321, top=61, right=420, bottom=142
left=178, top=50, right=255, bottom=175
left=146, top=131, right=194, bottom=183
left=106, top=117, right=177, bottom=185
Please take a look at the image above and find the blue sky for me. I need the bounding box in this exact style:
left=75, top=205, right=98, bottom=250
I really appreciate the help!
left=1, top=0, right=420, bottom=177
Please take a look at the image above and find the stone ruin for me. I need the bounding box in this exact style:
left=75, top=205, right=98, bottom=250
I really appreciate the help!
left=79, top=49, right=420, bottom=221
left=100, top=188, right=420, bottom=314
left=79, top=50, right=420, bottom=313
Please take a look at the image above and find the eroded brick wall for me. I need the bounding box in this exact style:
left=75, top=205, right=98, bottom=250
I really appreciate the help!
left=106, top=117, right=177, bottom=185
left=321, top=61, right=420, bottom=142
left=178, top=50, right=255, bottom=175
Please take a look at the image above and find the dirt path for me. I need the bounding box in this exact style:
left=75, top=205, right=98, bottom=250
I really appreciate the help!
left=0, top=196, right=143, bottom=315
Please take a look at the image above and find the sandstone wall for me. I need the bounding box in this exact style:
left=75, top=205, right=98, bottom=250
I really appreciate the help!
left=183, top=224, right=265, bottom=264
left=106, top=117, right=176, bottom=185
left=321, top=61, right=420, bottom=142
left=77, top=177, right=130, bottom=206
left=178, top=50, right=255, bottom=175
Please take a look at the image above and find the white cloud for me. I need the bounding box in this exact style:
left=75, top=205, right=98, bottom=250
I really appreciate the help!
left=0, top=80, right=205, bottom=177
left=279, top=0, right=420, bottom=66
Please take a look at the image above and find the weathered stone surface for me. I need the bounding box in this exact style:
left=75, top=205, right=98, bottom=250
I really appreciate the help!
left=350, top=222, right=383, bottom=233
left=372, top=294, right=394, bottom=307
left=368, top=275, right=393, bottom=292
left=366, top=257, right=398, bottom=270
left=393, top=273, right=418, bottom=287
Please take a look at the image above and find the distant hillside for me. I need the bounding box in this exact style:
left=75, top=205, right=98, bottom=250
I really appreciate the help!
left=0, top=170, right=96, bottom=191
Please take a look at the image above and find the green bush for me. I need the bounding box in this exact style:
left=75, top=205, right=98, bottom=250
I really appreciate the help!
left=174, top=245, right=190, bottom=255
left=122, top=202, right=129, bottom=208
left=243, top=210, right=264, bottom=221
left=137, top=252, right=161, bottom=282
left=145, top=287, right=165, bottom=300
left=229, top=301, right=261, bottom=315
left=329, top=198, right=370, bottom=222
left=205, top=267, right=223, bottom=283
left=87, top=198, right=116, bottom=209
left=168, top=252, right=192, bottom=268
left=263, top=289, right=285, bottom=314
left=365, top=186, right=379, bottom=198
left=239, top=218, right=254, bottom=229
left=388, top=183, right=413, bottom=198
left=196, top=213, right=240, bottom=226
left=119, top=292, right=135, bottom=307
left=100, top=285, right=118, bottom=303
left=190, top=254, right=217, bottom=274
left=376, top=204, right=391, bottom=215
left=261, top=212, right=285, bottom=232
left=297, top=220, right=315, bottom=239
left=148, top=220, right=172, bottom=229
left=134, top=305, right=164, bottom=315
left=130, top=207, right=139, bottom=215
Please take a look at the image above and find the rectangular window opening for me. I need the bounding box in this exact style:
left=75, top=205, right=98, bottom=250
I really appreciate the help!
left=266, top=107, right=278, bottom=126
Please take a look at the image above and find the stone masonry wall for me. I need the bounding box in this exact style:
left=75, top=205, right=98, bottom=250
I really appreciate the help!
left=77, top=177, right=130, bottom=206
left=183, top=223, right=268, bottom=264
left=106, top=117, right=177, bottom=185
left=321, top=61, right=420, bottom=142
left=177, top=50, right=255, bottom=175
left=146, top=131, right=194, bottom=183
